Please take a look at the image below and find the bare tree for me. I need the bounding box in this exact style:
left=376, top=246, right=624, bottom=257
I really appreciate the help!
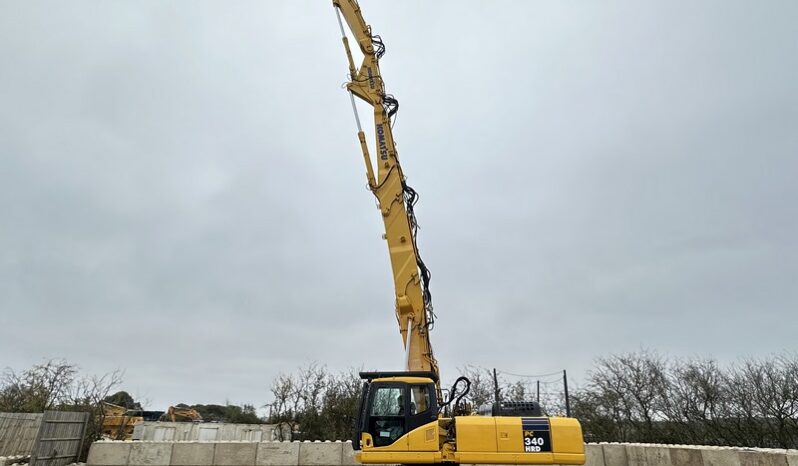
left=268, top=353, right=798, bottom=447
left=0, top=359, right=123, bottom=460
left=266, top=372, right=296, bottom=440
left=456, top=366, right=494, bottom=410
left=266, top=363, right=362, bottom=441
left=660, top=358, right=725, bottom=444
left=0, top=360, right=78, bottom=412
left=573, top=351, right=798, bottom=448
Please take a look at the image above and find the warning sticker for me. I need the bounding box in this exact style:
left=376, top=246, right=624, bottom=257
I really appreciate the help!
left=521, top=418, right=552, bottom=453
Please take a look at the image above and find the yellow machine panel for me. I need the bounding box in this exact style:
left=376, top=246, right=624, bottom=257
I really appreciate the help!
left=454, top=416, right=498, bottom=453
left=495, top=416, right=524, bottom=452
left=359, top=423, right=443, bottom=464
left=407, top=420, right=441, bottom=452
left=357, top=450, right=443, bottom=465
left=454, top=416, right=585, bottom=465
left=357, top=416, right=584, bottom=465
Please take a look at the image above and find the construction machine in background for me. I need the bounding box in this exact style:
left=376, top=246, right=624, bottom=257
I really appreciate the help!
left=101, top=403, right=200, bottom=440
left=331, top=1, right=585, bottom=464
left=159, top=406, right=203, bottom=423
left=101, top=402, right=143, bottom=440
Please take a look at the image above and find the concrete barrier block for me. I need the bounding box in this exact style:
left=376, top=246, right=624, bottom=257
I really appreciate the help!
left=340, top=442, right=358, bottom=466
left=172, top=443, right=215, bottom=466
left=585, top=444, right=606, bottom=466
left=626, top=445, right=647, bottom=466
left=670, top=447, right=704, bottom=466
left=87, top=442, right=132, bottom=465
left=702, top=449, right=740, bottom=466
left=739, top=451, right=787, bottom=466
left=299, top=442, right=343, bottom=466
left=786, top=452, right=798, bottom=466
left=645, top=446, right=670, bottom=466
left=603, top=444, right=629, bottom=466
left=257, top=442, right=299, bottom=466
left=130, top=442, right=173, bottom=466
left=214, top=443, right=257, bottom=466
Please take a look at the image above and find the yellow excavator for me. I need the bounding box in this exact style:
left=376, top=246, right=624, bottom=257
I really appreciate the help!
left=159, top=406, right=203, bottom=423
left=101, top=402, right=143, bottom=440
left=331, top=1, right=585, bottom=464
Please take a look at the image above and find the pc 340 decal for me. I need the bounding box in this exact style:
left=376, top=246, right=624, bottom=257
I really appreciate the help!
left=521, top=418, right=552, bottom=453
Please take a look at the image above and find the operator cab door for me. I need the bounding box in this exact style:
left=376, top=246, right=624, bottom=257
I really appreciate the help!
left=364, top=383, right=437, bottom=449
left=407, top=383, right=437, bottom=432
left=367, top=383, right=406, bottom=448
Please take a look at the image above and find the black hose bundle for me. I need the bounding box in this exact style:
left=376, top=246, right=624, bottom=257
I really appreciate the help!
left=439, top=376, right=471, bottom=416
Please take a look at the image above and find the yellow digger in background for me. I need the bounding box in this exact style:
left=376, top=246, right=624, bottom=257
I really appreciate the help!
left=101, top=403, right=202, bottom=440
left=100, top=402, right=143, bottom=440
left=159, top=406, right=203, bottom=423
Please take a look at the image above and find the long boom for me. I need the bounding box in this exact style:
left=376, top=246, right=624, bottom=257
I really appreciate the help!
left=333, top=0, right=439, bottom=381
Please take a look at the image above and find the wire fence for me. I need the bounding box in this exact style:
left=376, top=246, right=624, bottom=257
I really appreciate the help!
left=468, top=366, right=572, bottom=417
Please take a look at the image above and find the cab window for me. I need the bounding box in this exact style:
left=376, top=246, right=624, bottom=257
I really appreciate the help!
left=368, top=386, right=406, bottom=447
left=370, top=387, right=404, bottom=416
left=410, top=385, right=430, bottom=415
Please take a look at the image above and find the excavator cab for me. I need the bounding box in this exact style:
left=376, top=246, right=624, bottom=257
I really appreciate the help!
left=355, top=372, right=439, bottom=451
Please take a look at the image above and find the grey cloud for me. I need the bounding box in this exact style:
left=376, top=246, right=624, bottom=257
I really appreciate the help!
left=1, top=1, right=796, bottom=409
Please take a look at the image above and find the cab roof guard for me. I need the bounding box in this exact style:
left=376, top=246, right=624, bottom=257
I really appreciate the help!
left=359, top=371, right=439, bottom=382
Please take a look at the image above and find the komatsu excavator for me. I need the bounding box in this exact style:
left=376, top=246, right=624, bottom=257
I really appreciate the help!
left=332, top=1, right=585, bottom=464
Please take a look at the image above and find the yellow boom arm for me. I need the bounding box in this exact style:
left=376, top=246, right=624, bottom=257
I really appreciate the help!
left=333, top=0, right=439, bottom=381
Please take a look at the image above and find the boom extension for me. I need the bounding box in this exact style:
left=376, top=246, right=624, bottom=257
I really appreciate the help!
left=333, top=0, right=439, bottom=381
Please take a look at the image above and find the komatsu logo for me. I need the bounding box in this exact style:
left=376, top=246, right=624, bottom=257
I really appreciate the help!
left=376, top=124, right=388, bottom=160
left=367, top=67, right=375, bottom=89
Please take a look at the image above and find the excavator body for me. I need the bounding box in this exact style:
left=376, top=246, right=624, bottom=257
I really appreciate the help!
left=353, top=373, right=584, bottom=465
left=331, top=1, right=585, bottom=463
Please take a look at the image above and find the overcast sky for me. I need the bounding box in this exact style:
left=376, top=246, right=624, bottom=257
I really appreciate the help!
left=1, top=1, right=796, bottom=412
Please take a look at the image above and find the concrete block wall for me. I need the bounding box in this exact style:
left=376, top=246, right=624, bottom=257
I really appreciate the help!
left=87, top=441, right=798, bottom=466
left=87, top=441, right=353, bottom=466
left=589, top=444, right=798, bottom=466
left=132, top=423, right=287, bottom=442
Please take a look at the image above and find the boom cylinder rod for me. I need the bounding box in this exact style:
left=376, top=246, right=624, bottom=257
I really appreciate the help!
left=404, top=317, right=413, bottom=371
left=358, top=130, right=377, bottom=188
left=334, top=7, right=357, bottom=77
left=349, top=91, right=363, bottom=132
left=348, top=90, right=376, bottom=187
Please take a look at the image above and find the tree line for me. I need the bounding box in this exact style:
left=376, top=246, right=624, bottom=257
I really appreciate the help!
left=265, top=362, right=362, bottom=441
left=0, top=359, right=123, bottom=460
left=0, top=359, right=263, bottom=459
left=571, top=350, right=798, bottom=448
left=5, top=352, right=797, bottom=451
left=265, top=352, right=798, bottom=448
